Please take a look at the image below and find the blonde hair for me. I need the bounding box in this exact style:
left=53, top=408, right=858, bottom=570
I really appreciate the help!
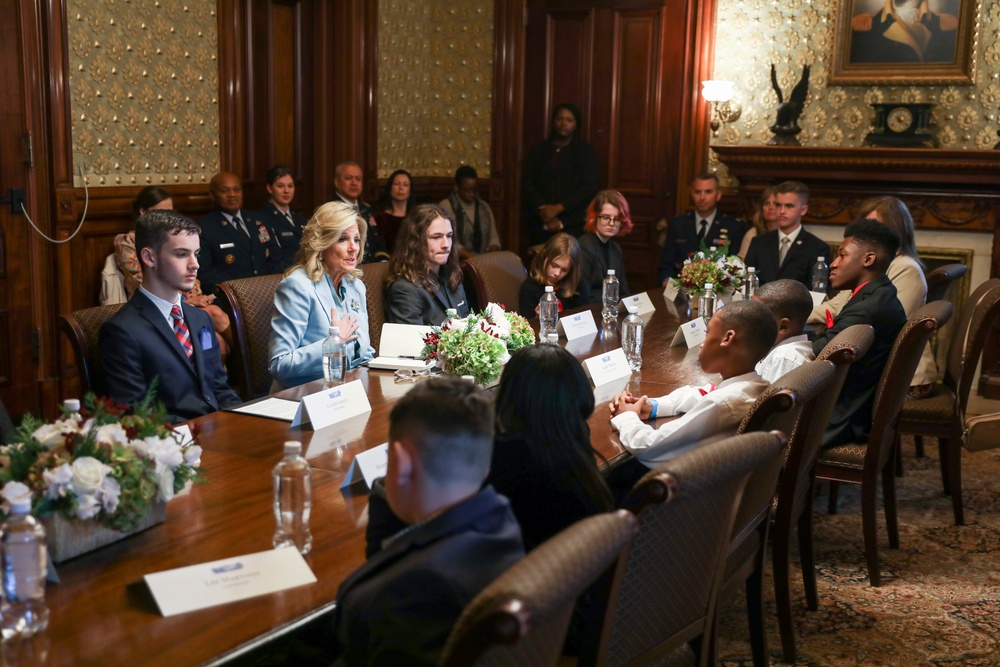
left=289, top=201, right=368, bottom=282
left=529, top=233, right=582, bottom=300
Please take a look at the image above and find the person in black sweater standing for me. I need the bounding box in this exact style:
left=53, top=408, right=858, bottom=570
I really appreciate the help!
left=522, top=103, right=601, bottom=244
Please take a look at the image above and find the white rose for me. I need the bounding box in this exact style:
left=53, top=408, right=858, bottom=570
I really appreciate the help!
left=75, top=494, right=101, bottom=520
left=32, top=422, right=74, bottom=450
left=183, top=445, right=203, bottom=468
left=100, top=477, right=121, bottom=514
left=148, top=440, right=184, bottom=470
left=43, top=464, right=74, bottom=500
left=92, top=424, right=129, bottom=447
left=70, top=457, right=108, bottom=494
left=155, top=464, right=176, bottom=503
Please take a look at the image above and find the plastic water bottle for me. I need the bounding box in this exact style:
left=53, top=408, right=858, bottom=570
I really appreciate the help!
left=322, top=326, right=347, bottom=386
left=622, top=306, right=644, bottom=371
left=273, top=441, right=312, bottom=555
left=539, top=286, right=559, bottom=341
left=699, top=283, right=717, bottom=323
left=743, top=267, right=759, bottom=301
left=63, top=398, right=82, bottom=422
left=811, top=257, right=829, bottom=293
left=1, top=499, right=48, bottom=639
left=602, top=270, right=619, bottom=322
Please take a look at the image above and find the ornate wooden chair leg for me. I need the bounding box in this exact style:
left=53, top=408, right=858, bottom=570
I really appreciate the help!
left=938, top=436, right=951, bottom=495
left=827, top=480, right=840, bottom=514
left=894, top=432, right=904, bottom=477
left=883, top=460, right=899, bottom=549
left=946, top=435, right=965, bottom=526
left=746, top=562, right=768, bottom=667
left=798, top=502, right=819, bottom=611
left=772, top=526, right=797, bottom=664
left=861, top=480, right=882, bottom=587
left=914, top=434, right=925, bottom=458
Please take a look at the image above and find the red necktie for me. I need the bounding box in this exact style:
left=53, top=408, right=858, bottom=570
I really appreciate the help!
left=170, top=305, right=193, bottom=359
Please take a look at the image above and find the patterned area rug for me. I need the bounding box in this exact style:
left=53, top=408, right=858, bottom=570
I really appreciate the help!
left=717, top=435, right=1000, bottom=666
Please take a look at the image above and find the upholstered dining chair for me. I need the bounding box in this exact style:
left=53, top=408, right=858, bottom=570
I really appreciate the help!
left=585, top=431, right=786, bottom=667
left=897, top=279, right=1000, bottom=525
left=924, top=263, right=967, bottom=303
left=816, top=300, right=952, bottom=587
left=359, top=261, right=390, bottom=354
left=215, top=273, right=283, bottom=400
left=714, top=359, right=836, bottom=667
left=58, top=304, right=125, bottom=396
left=441, top=510, right=637, bottom=667
left=461, top=251, right=527, bottom=312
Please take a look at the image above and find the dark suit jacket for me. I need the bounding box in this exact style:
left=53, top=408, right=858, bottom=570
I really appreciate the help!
left=659, top=211, right=746, bottom=281
left=196, top=209, right=283, bottom=294
left=99, top=291, right=241, bottom=423
left=812, top=274, right=906, bottom=448
left=257, top=202, right=308, bottom=272
left=522, top=136, right=601, bottom=243
left=743, top=227, right=829, bottom=289
left=385, top=275, right=470, bottom=326
left=578, top=231, right=629, bottom=303
left=850, top=10, right=957, bottom=64
left=334, top=486, right=524, bottom=666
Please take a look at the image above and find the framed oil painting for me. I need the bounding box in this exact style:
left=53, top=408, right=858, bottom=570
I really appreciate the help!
left=830, top=0, right=981, bottom=84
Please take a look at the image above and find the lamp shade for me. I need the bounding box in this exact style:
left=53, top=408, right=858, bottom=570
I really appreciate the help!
left=702, top=80, right=735, bottom=103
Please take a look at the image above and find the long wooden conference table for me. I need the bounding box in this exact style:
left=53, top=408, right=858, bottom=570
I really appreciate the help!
left=35, top=290, right=710, bottom=666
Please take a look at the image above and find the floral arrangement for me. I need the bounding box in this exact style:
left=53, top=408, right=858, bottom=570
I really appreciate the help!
left=421, top=303, right=535, bottom=385
left=670, top=242, right=747, bottom=298
left=0, top=386, right=204, bottom=531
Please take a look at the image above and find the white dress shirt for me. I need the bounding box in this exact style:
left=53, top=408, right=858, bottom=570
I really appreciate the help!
left=610, top=370, right=769, bottom=469
left=755, top=334, right=815, bottom=383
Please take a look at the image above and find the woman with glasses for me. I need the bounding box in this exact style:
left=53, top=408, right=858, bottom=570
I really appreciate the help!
left=578, top=190, right=633, bottom=302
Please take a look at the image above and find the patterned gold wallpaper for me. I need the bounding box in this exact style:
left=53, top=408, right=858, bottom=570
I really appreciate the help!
left=67, top=0, right=221, bottom=187
left=710, top=0, right=996, bottom=183
left=376, top=0, right=494, bottom=179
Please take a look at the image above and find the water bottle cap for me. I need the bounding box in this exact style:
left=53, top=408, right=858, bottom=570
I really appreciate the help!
left=817, top=256, right=825, bottom=261
left=704, top=283, right=713, bottom=290
left=607, top=269, right=616, bottom=276
left=626, top=305, right=639, bottom=314
left=64, top=398, right=81, bottom=412
left=544, top=285, right=554, bottom=292
left=9, top=499, right=30, bottom=513
left=460, top=375, right=476, bottom=383
left=546, top=332, right=559, bottom=344
left=748, top=267, right=756, bottom=273
left=329, top=326, right=340, bottom=335
left=284, top=441, right=302, bottom=456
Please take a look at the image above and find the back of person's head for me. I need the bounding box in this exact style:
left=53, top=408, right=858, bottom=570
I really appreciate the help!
left=293, top=201, right=367, bottom=281
left=135, top=209, right=200, bottom=270
left=454, top=165, right=478, bottom=183
left=529, top=233, right=582, bottom=299
left=774, top=180, right=810, bottom=204
left=389, top=376, right=494, bottom=484
left=387, top=203, right=462, bottom=292
left=377, top=168, right=415, bottom=212
left=584, top=189, right=634, bottom=236
left=132, top=186, right=171, bottom=218
left=754, top=279, right=812, bottom=341
left=716, top=299, right=779, bottom=364
left=266, top=165, right=294, bottom=185
left=843, top=218, right=900, bottom=272
left=858, top=196, right=919, bottom=264
left=496, top=345, right=613, bottom=510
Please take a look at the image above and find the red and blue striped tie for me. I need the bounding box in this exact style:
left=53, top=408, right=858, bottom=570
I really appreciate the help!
left=170, top=305, right=193, bottom=359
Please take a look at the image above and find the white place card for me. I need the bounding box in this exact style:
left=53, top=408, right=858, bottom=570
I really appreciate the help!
left=340, top=442, right=389, bottom=489
left=809, top=291, right=828, bottom=307
left=231, top=398, right=300, bottom=422
left=621, top=292, right=656, bottom=316
left=292, top=379, right=372, bottom=429
left=171, top=424, right=194, bottom=447
left=593, top=374, right=631, bottom=405
left=559, top=309, right=598, bottom=340
left=671, top=317, right=708, bottom=348
left=663, top=282, right=680, bottom=302
left=144, top=548, right=317, bottom=617
left=583, top=348, right=631, bottom=386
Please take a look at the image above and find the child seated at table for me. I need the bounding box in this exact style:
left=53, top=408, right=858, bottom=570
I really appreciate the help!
left=609, top=300, right=777, bottom=480
left=753, top=279, right=816, bottom=383
left=331, top=377, right=524, bottom=666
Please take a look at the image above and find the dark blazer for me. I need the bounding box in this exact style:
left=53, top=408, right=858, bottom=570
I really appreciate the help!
left=743, top=226, right=830, bottom=289
left=659, top=211, right=746, bottom=281
left=99, top=291, right=241, bottom=423
left=196, top=209, right=283, bottom=294
left=334, top=486, right=524, bottom=666
left=812, top=274, right=906, bottom=448
left=385, top=275, right=470, bottom=326
left=257, top=202, right=308, bottom=272
left=522, top=136, right=601, bottom=243
left=578, top=231, right=629, bottom=303
left=517, top=277, right=591, bottom=317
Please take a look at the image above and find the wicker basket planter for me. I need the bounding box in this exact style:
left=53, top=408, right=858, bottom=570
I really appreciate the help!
left=44, top=501, right=167, bottom=563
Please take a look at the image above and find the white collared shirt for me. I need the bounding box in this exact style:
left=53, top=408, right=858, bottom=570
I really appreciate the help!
left=755, top=334, right=815, bottom=383
left=139, top=286, right=183, bottom=327
left=778, top=225, right=802, bottom=249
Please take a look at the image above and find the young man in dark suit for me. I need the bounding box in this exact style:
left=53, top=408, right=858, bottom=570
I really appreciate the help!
left=99, top=210, right=241, bottom=422
left=813, top=219, right=907, bottom=448
left=659, top=172, right=746, bottom=283
left=196, top=171, right=283, bottom=294
left=743, top=180, right=829, bottom=289
left=333, top=377, right=524, bottom=665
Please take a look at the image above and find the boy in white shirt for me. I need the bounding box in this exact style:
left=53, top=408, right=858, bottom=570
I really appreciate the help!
left=609, top=300, right=777, bottom=472
left=753, top=279, right=816, bottom=383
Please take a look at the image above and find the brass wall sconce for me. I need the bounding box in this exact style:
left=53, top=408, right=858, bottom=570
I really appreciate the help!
left=702, top=80, right=742, bottom=135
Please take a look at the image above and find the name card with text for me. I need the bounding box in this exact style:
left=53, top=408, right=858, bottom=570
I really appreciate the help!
left=663, top=282, right=680, bottom=302
left=292, top=380, right=372, bottom=429
left=620, top=292, right=656, bottom=316
left=593, top=374, right=631, bottom=405
left=559, top=310, right=598, bottom=340
left=340, top=442, right=389, bottom=489
left=583, top=348, right=631, bottom=386
left=671, top=318, right=708, bottom=348
left=145, top=548, right=317, bottom=617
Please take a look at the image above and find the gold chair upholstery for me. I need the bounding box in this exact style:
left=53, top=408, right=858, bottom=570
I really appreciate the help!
left=58, top=304, right=125, bottom=396
left=461, top=251, right=527, bottom=312
left=215, top=273, right=283, bottom=400
left=441, top=510, right=636, bottom=666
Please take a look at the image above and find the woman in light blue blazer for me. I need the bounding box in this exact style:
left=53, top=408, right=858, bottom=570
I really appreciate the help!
left=269, top=201, right=375, bottom=390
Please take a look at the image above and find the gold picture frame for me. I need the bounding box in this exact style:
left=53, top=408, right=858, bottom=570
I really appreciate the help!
left=830, top=0, right=981, bottom=85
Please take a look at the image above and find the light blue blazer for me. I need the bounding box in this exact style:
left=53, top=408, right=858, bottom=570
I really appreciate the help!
left=268, top=268, right=375, bottom=390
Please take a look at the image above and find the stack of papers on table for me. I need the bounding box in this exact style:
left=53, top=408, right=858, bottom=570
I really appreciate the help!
left=368, top=323, right=435, bottom=371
